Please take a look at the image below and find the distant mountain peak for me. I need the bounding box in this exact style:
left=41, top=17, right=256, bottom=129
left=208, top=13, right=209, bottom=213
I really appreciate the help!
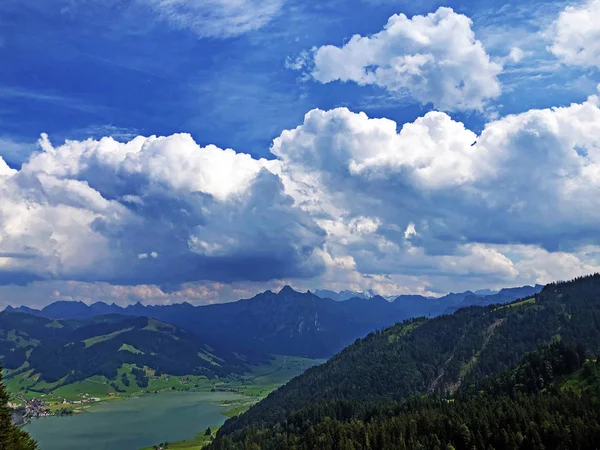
left=314, top=289, right=371, bottom=302
left=474, top=289, right=498, bottom=296
left=90, top=301, right=108, bottom=307
left=278, top=285, right=297, bottom=295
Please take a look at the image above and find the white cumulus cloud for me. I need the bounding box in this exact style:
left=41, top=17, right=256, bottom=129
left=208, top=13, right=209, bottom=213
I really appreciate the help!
left=549, top=0, right=600, bottom=67
left=4, top=86, right=600, bottom=300
left=266, top=87, right=600, bottom=292
left=306, top=7, right=502, bottom=111
left=0, top=156, right=15, bottom=177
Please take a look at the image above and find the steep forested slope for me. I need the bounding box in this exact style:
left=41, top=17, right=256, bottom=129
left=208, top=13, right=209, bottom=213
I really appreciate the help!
left=207, top=343, right=600, bottom=450
left=215, top=274, right=600, bottom=436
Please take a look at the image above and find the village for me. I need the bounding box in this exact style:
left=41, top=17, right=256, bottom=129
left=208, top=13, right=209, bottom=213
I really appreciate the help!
left=9, top=391, right=106, bottom=424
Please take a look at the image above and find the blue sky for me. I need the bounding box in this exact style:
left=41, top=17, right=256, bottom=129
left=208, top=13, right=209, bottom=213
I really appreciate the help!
left=1, top=0, right=593, bottom=163
left=1, top=0, right=600, bottom=306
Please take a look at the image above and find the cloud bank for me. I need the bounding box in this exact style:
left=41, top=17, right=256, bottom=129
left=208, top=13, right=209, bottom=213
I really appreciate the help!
left=3, top=86, right=600, bottom=300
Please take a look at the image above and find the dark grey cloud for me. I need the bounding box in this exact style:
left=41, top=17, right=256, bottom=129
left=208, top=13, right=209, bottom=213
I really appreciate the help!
left=0, top=134, right=325, bottom=286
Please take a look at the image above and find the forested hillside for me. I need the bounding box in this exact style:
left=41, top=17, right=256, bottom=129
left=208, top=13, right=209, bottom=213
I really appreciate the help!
left=206, top=342, right=600, bottom=450
left=214, top=274, right=600, bottom=440
left=0, top=313, right=257, bottom=391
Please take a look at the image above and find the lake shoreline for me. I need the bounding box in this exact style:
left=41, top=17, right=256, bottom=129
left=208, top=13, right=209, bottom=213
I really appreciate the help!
left=24, top=391, right=248, bottom=450
left=21, top=386, right=256, bottom=423
left=18, top=356, right=323, bottom=449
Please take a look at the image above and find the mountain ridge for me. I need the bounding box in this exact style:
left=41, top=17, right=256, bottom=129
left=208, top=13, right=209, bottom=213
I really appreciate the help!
left=4, top=284, right=544, bottom=359
left=6, top=284, right=543, bottom=319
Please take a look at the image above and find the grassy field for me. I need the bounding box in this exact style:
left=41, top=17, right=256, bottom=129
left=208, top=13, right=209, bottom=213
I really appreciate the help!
left=494, top=297, right=536, bottom=311
left=5, top=354, right=323, bottom=401
left=387, top=319, right=427, bottom=344
left=45, top=320, right=64, bottom=329
left=83, top=327, right=134, bottom=348
left=143, top=319, right=178, bottom=333
left=6, top=329, right=40, bottom=348
left=54, top=377, right=118, bottom=399
left=220, top=403, right=251, bottom=418
left=147, top=374, right=213, bottom=392
left=119, top=343, right=144, bottom=354
left=220, top=355, right=325, bottom=397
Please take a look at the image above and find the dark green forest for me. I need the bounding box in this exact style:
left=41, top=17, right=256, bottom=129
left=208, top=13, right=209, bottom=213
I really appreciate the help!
left=207, top=343, right=600, bottom=450
left=208, top=274, right=600, bottom=449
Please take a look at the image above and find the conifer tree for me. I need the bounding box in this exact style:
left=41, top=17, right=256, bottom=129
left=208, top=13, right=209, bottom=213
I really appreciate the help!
left=0, top=367, right=37, bottom=450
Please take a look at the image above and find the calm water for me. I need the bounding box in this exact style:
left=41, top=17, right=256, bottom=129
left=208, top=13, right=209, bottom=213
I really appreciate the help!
left=24, top=391, right=240, bottom=450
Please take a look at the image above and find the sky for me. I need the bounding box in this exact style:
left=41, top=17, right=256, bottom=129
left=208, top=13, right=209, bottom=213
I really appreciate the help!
left=1, top=0, right=600, bottom=307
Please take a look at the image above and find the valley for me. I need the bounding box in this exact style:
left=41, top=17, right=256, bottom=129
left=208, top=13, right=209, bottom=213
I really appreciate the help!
left=24, top=391, right=239, bottom=450
left=0, top=296, right=329, bottom=448
left=8, top=355, right=322, bottom=412
left=15, top=355, right=323, bottom=450
left=0, top=281, right=584, bottom=449
left=2, top=2, right=599, bottom=448
left=1, top=284, right=539, bottom=410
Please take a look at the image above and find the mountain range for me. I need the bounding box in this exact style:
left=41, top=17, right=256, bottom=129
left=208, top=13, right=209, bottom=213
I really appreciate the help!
left=4, top=284, right=543, bottom=359
left=0, top=276, right=577, bottom=449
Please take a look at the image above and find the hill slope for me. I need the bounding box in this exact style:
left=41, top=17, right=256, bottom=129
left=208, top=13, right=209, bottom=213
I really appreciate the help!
left=207, top=342, right=600, bottom=450
left=0, top=313, right=256, bottom=391
left=443, top=284, right=544, bottom=314
left=216, top=274, right=600, bottom=436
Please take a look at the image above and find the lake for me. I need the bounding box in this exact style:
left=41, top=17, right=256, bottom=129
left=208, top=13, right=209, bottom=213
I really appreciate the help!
left=24, top=391, right=241, bottom=450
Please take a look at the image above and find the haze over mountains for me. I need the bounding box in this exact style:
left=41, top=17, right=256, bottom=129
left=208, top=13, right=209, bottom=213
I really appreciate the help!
left=4, top=284, right=542, bottom=359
